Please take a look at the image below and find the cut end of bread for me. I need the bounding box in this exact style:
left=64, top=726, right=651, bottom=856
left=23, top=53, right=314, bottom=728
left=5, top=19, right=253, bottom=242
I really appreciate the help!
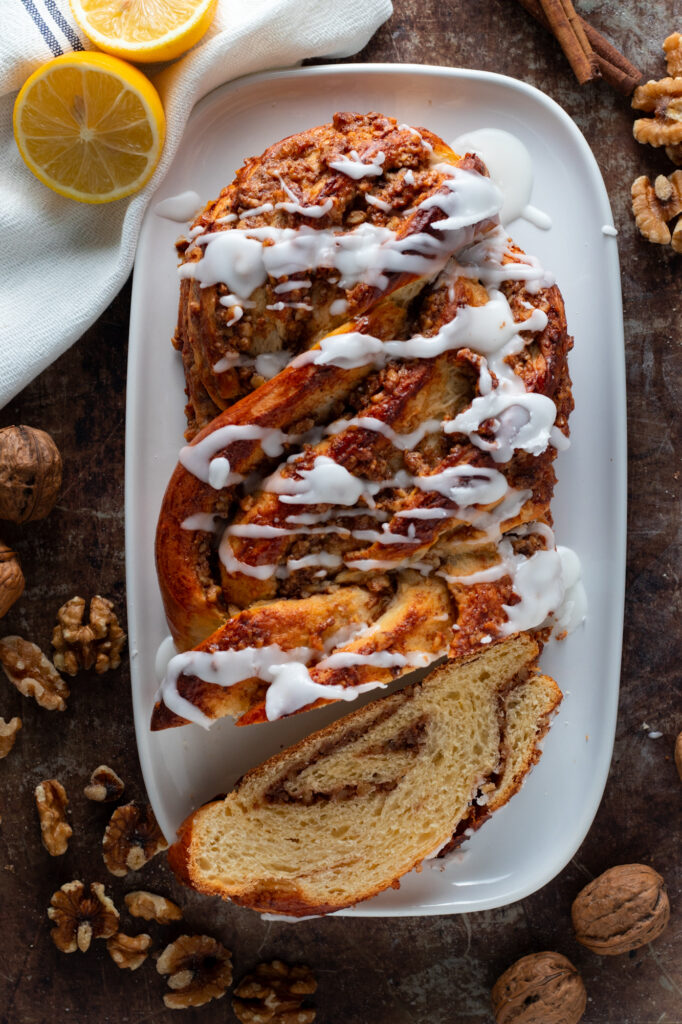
left=167, top=634, right=561, bottom=916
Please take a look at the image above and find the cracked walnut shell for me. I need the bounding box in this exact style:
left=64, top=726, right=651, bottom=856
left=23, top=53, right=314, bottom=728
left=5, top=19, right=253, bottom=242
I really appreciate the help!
left=0, top=425, right=62, bottom=523
left=35, top=779, right=72, bottom=856
left=103, top=802, right=168, bottom=876
left=571, top=863, right=670, bottom=955
left=0, top=716, right=21, bottom=759
left=0, top=636, right=69, bottom=711
left=84, top=765, right=125, bottom=802
left=107, top=931, right=152, bottom=970
left=0, top=541, right=24, bottom=618
left=52, top=596, right=126, bottom=675
left=631, top=171, right=682, bottom=250
left=124, top=890, right=182, bottom=924
left=491, top=952, right=586, bottom=1024
left=157, top=934, right=233, bottom=1009
left=632, top=77, right=682, bottom=147
left=48, top=881, right=119, bottom=953
left=233, top=961, right=317, bottom=1024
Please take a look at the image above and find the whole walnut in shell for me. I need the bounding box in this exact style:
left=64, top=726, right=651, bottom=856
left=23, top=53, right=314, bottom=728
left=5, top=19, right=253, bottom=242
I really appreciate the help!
left=0, top=541, right=24, bottom=617
left=571, top=863, right=669, bottom=955
left=491, top=951, right=586, bottom=1024
left=0, top=425, right=62, bottom=523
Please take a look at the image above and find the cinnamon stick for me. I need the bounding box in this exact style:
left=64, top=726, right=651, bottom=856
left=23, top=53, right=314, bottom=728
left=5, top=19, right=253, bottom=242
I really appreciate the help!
left=538, top=0, right=600, bottom=84
left=514, top=0, right=642, bottom=94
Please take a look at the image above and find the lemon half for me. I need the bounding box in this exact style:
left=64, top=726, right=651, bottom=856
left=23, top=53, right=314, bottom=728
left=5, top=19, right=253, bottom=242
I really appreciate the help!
left=69, top=0, right=218, bottom=63
left=13, top=51, right=166, bottom=204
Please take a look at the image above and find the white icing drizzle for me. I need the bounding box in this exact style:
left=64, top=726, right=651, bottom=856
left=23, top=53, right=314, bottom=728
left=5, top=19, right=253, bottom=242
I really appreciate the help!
left=154, top=190, right=201, bottom=222
left=451, top=129, right=551, bottom=230
left=601, top=225, right=618, bottom=237
left=399, top=124, right=433, bottom=152
left=366, top=194, right=393, bottom=212
left=239, top=203, right=275, bottom=218
left=266, top=301, right=313, bottom=311
left=330, top=298, right=348, bottom=316
left=328, top=149, right=386, bottom=179
left=275, top=175, right=334, bottom=218
left=181, top=513, right=222, bottom=532
left=215, top=213, right=238, bottom=224
left=404, top=169, right=415, bottom=185
left=179, top=424, right=296, bottom=488
left=448, top=389, right=557, bottom=463
left=316, top=650, right=434, bottom=671
left=327, top=415, right=442, bottom=450
left=274, top=279, right=311, bottom=293
left=265, top=663, right=383, bottom=721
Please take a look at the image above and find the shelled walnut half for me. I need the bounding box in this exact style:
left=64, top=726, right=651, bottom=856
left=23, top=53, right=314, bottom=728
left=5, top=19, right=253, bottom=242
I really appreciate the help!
left=571, top=863, right=670, bottom=954
left=0, top=716, right=21, bottom=759
left=233, top=961, right=317, bottom=1024
left=157, top=935, right=233, bottom=1009
left=632, top=171, right=682, bottom=251
left=103, top=802, right=168, bottom=876
left=0, top=636, right=69, bottom=711
left=52, top=596, right=126, bottom=675
left=124, top=890, right=182, bottom=924
left=107, top=931, right=152, bottom=970
left=84, top=765, right=125, bottom=802
left=48, top=881, right=119, bottom=953
left=491, top=951, right=586, bottom=1024
left=35, top=779, right=72, bottom=856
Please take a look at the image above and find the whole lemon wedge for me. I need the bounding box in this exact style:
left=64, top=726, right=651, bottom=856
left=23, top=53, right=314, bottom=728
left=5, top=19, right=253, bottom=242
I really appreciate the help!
left=69, top=0, right=218, bottom=63
left=13, top=52, right=166, bottom=204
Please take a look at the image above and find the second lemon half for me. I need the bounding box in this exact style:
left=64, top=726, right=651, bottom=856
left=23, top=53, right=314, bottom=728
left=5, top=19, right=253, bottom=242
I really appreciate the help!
left=69, top=0, right=219, bottom=63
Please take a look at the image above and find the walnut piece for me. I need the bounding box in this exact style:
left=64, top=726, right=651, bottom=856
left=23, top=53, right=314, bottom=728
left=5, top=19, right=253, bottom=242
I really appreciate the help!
left=571, top=863, right=670, bottom=954
left=0, top=426, right=62, bottom=523
left=491, top=951, right=586, bottom=1024
left=124, top=890, right=183, bottom=924
left=35, top=779, right=73, bottom=856
left=157, top=934, right=233, bottom=1009
left=0, top=636, right=69, bottom=711
left=0, top=716, right=21, bottom=759
left=632, top=76, right=682, bottom=147
left=675, top=731, right=682, bottom=781
left=52, top=596, right=126, bottom=676
left=631, top=171, right=682, bottom=249
left=663, top=32, right=682, bottom=77
left=0, top=541, right=24, bottom=618
left=48, top=881, right=119, bottom=953
left=233, top=961, right=317, bottom=1024
left=107, top=931, right=152, bottom=970
left=103, top=802, right=168, bottom=876
left=84, top=764, right=125, bottom=802
left=666, top=141, right=682, bottom=164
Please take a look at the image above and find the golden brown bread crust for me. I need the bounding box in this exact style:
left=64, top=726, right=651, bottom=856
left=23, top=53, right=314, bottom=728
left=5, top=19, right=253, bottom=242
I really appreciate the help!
left=153, top=112, right=572, bottom=731
left=167, top=636, right=563, bottom=916
left=175, top=111, right=493, bottom=437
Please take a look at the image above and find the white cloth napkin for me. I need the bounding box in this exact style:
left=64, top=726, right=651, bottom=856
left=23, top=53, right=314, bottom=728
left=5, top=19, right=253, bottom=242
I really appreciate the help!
left=0, top=0, right=392, bottom=407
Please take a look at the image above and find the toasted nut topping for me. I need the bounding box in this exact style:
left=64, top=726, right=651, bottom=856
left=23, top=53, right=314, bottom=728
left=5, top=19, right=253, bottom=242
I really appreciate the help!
left=0, top=716, right=21, bottom=759
left=633, top=77, right=682, bottom=147
left=631, top=172, right=682, bottom=247
left=35, top=779, right=72, bottom=856
left=124, top=890, right=183, bottom=924
left=492, top=951, right=586, bottom=1024
left=103, top=802, right=168, bottom=876
left=52, top=596, right=126, bottom=676
left=106, top=931, right=152, bottom=970
left=572, top=863, right=670, bottom=955
left=48, top=881, right=119, bottom=953
left=672, top=217, right=682, bottom=253
left=0, top=636, right=69, bottom=711
left=663, top=33, right=682, bottom=77
left=0, top=541, right=24, bottom=618
left=84, top=765, right=125, bottom=802
left=157, top=935, right=232, bottom=1009
left=233, top=961, right=317, bottom=1024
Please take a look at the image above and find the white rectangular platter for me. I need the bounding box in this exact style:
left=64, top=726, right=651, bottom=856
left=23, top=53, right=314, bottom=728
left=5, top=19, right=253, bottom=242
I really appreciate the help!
left=126, top=63, right=626, bottom=916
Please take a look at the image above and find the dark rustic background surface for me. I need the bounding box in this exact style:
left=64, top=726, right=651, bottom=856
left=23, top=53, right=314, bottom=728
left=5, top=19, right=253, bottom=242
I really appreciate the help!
left=1, top=2, right=681, bottom=1022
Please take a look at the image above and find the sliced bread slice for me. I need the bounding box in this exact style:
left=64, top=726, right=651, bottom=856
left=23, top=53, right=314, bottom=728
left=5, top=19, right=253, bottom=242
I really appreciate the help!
left=168, top=633, right=561, bottom=916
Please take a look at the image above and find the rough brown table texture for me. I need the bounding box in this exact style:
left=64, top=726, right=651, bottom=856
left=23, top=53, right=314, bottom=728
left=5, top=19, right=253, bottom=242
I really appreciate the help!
left=1, top=2, right=681, bottom=1022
